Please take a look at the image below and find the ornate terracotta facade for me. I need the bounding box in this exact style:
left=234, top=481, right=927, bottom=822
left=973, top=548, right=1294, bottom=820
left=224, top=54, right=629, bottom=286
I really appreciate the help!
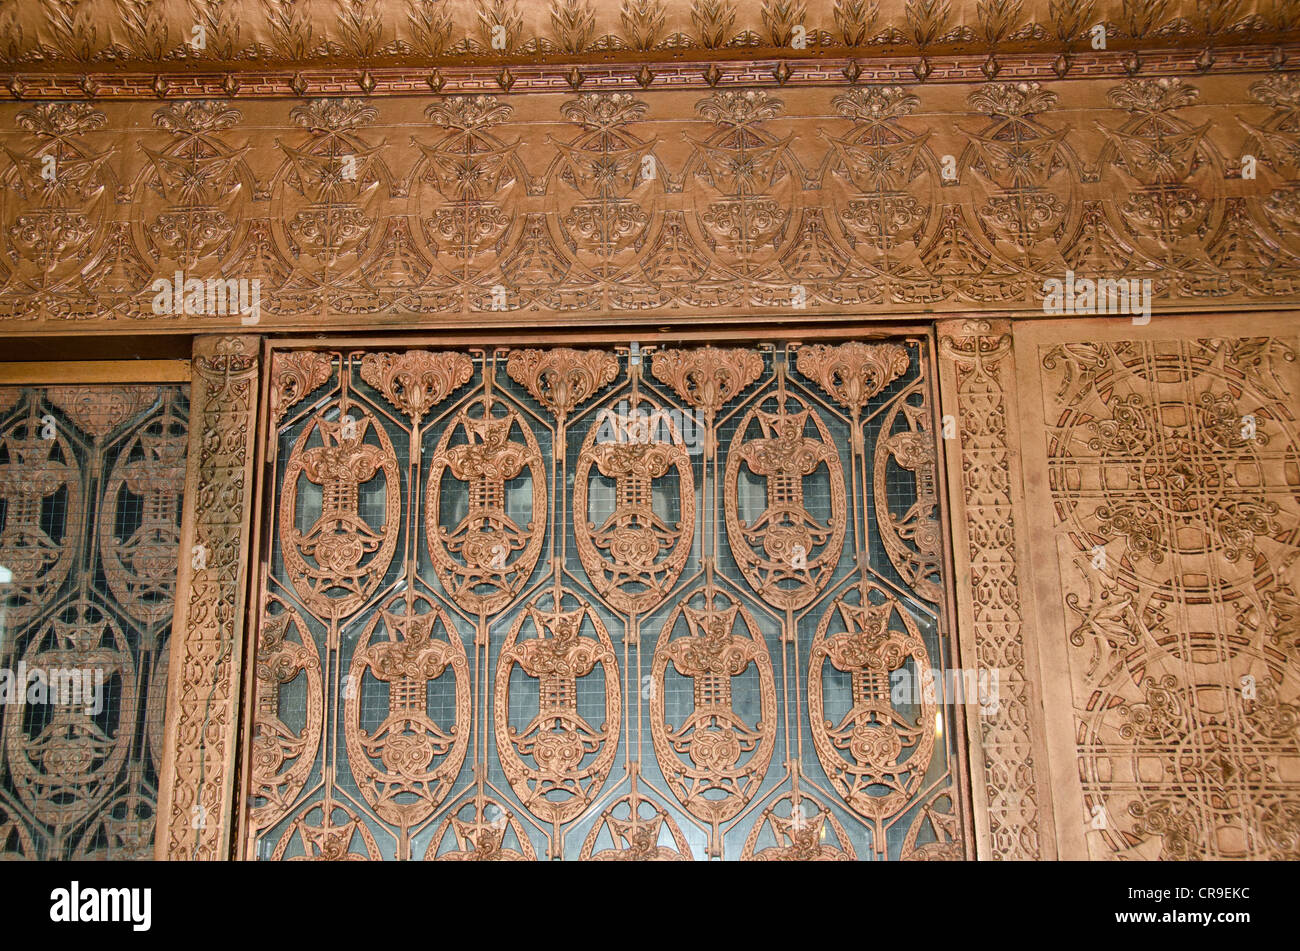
left=0, top=0, right=1296, bottom=862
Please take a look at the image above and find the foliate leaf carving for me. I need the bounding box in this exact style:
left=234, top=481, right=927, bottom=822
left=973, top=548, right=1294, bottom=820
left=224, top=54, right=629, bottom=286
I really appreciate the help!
left=650, top=346, right=764, bottom=414
left=45, top=385, right=160, bottom=437
left=271, top=351, right=334, bottom=424
left=506, top=347, right=618, bottom=419
left=359, top=350, right=474, bottom=420
left=796, top=341, right=910, bottom=412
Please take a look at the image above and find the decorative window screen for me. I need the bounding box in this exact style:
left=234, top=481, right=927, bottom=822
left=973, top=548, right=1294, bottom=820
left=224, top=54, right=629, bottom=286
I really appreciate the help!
left=248, top=339, right=969, bottom=860
left=0, top=384, right=188, bottom=859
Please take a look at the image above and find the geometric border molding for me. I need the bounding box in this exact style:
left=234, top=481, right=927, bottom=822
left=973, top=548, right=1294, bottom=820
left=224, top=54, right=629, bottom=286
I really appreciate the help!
left=155, top=335, right=260, bottom=860
left=938, top=317, right=1058, bottom=859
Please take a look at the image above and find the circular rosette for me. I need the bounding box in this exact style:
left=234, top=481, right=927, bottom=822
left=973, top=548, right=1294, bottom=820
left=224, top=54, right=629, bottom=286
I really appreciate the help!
left=98, top=403, right=188, bottom=626
left=3, top=598, right=134, bottom=831
left=248, top=596, right=323, bottom=832
left=493, top=589, right=620, bottom=826
left=574, top=399, right=695, bottom=614
left=425, top=397, right=546, bottom=615
left=269, top=799, right=382, bottom=861
left=343, top=593, right=470, bottom=829
left=808, top=584, right=935, bottom=823
left=724, top=392, right=846, bottom=610
left=280, top=405, right=400, bottom=620
left=741, top=792, right=857, bottom=860
left=0, top=409, right=81, bottom=627
left=650, top=586, right=776, bottom=824
left=579, top=792, right=692, bottom=860
left=424, top=797, right=536, bottom=861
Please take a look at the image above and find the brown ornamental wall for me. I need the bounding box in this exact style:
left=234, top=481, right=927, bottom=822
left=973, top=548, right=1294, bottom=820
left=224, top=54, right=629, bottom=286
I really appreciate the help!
left=2, top=8, right=1298, bottom=857
left=2, top=72, right=1300, bottom=332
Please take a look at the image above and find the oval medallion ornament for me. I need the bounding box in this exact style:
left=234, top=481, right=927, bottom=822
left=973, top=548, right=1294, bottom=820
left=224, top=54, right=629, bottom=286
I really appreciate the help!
left=808, top=582, right=935, bottom=824
left=724, top=390, right=846, bottom=610
left=281, top=405, right=401, bottom=620
left=344, top=592, right=470, bottom=830
left=0, top=409, right=81, bottom=627
left=99, top=400, right=188, bottom=625
left=650, top=585, right=776, bottom=826
left=494, top=588, right=620, bottom=826
left=4, top=599, right=135, bottom=832
left=249, top=596, right=323, bottom=831
left=574, top=398, right=695, bottom=614
left=426, top=396, right=547, bottom=615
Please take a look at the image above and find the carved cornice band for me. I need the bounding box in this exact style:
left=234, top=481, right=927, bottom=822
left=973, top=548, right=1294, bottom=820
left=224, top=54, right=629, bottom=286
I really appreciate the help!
left=4, top=46, right=1300, bottom=101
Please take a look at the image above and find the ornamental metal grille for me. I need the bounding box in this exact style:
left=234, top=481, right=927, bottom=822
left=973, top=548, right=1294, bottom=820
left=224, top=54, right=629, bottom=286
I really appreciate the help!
left=0, top=384, right=188, bottom=859
left=247, top=339, right=971, bottom=860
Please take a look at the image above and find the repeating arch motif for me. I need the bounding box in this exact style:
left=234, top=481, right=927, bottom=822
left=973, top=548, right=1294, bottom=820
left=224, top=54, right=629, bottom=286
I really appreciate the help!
left=7, top=79, right=1300, bottom=329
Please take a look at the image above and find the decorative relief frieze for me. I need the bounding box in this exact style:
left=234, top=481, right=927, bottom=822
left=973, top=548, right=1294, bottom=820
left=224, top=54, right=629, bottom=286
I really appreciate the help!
left=1, top=77, right=1299, bottom=329
left=1, top=0, right=1293, bottom=76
